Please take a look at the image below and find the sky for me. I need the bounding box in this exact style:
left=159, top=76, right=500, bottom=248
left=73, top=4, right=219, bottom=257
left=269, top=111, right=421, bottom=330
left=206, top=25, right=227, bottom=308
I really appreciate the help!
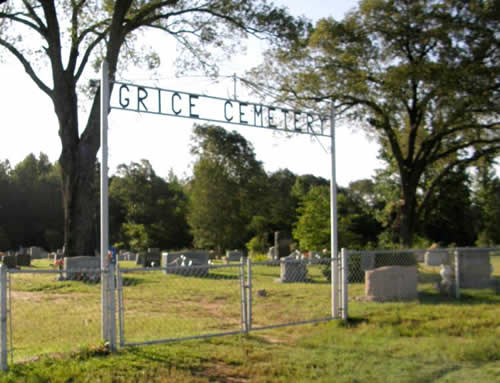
left=0, top=0, right=384, bottom=186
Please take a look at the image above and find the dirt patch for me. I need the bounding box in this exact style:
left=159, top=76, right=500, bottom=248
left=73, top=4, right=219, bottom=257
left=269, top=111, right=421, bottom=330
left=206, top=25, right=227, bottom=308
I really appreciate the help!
left=195, top=360, right=249, bottom=383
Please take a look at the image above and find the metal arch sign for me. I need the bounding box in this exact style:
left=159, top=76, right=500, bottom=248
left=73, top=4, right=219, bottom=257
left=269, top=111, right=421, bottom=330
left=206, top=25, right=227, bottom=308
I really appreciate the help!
left=109, top=81, right=332, bottom=137
left=100, top=62, right=341, bottom=331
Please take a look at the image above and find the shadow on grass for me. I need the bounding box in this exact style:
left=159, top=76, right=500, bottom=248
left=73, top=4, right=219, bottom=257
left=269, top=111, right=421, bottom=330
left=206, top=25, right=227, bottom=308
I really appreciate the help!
left=122, top=276, right=148, bottom=287
left=418, top=289, right=500, bottom=305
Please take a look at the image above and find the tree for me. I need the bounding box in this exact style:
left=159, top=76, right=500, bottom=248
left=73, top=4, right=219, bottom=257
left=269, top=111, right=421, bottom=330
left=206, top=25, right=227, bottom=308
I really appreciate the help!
left=188, top=125, right=267, bottom=254
left=421, top=166, right=476, bottom=246
left=252, top=0, right=500, bottom=247
left=109, top=160, right=191, bottom=251
left=0, top=153, right=64, bottom=250
left=0, top=1, right=305, bottom=257
left=293, top=185, right=380, bottom=251
left=474, top=157, right=500, bottom=246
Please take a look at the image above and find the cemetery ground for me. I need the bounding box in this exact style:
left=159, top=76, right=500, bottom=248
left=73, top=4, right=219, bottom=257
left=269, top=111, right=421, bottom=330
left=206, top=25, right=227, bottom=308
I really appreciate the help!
left=0, top=256, right=499, bottom=382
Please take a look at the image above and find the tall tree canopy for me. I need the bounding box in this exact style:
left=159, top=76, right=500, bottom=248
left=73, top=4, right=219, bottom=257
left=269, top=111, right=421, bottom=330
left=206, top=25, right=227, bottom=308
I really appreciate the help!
left=251, top=0, right=500, bottom=247
left=109, top=160, right=191, bottom=251
left=188, top=125, right=267, bottom=254
left=0, top=0, right=305, bottom=256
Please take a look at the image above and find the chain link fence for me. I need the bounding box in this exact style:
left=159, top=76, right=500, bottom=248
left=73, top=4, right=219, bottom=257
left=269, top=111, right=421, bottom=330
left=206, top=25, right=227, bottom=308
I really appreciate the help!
left=6, top=267, right=101, bottom=364
left=344, top=247, right=500, bottom=318
left=248, top=257, right=334, bottom=331
left=117, top=263, right=244, bottom=346
left=0, top=254, right=344, bottom=370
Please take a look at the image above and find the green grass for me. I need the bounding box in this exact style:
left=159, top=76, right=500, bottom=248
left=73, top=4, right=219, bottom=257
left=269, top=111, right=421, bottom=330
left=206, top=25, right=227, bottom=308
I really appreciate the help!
left=0, top=257, right=498, bottom=382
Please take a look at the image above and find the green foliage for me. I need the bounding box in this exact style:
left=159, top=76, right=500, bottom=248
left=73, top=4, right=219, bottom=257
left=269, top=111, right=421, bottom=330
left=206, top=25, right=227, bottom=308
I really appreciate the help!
left=246, top=235, right=268, bottom=256
left=0, top=153, right=63, bottom=251
left=474, top=159, right=500, bottom=246
left=0, top=0, right=306, bottom=257
left=109, top=160, right=191, bottom=251
left=188, top=125, right=267, bottom=254
left=254, top=0, right=500, bottom=247
left=293, top=186, right=331, bottom=251
left=294, top=185, right=382, bottom=252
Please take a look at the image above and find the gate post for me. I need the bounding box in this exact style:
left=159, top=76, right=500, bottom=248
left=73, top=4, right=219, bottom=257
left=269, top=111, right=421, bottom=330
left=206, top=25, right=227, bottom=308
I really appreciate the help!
left=341, top=249, right=348, bottom=320
left=246, top=257, right=252, bottom=331
left=454, top=249, right=460, bottom=299
left=239, top=258, right=248, bottom=333
left=108, top=263, right=117, bottom=351
left=0, top=264, right=8, bottom=371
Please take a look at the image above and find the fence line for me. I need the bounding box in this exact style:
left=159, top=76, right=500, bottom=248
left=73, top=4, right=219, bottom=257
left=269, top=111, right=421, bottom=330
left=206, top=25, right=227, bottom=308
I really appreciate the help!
left=0, top=255, right=346, bottom=370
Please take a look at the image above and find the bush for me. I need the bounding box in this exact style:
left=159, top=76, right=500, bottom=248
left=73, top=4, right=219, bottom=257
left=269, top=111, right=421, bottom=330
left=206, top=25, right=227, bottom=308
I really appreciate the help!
left=246, top=235, right=269, bottom=256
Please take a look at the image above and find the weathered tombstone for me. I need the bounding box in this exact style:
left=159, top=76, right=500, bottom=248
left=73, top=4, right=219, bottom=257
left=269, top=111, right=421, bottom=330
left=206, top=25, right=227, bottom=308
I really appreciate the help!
left=15, top=252, right=31, bottom=267
left=274, top=231, right=292, bottom=259
left=29, top=246, right=48, bottom=259
left=225, top=250, right=244, bottom=263
left=365, top=265, right=418, bottom=301
left=425, top=249, right=449, bottom=266
left=63, top=256, right=100, bottom=281
left=267, top=246, right=276, bottom=260
left=162, top=250, right=209, bottom=276
left=135, top=249, right=161, bottom=267
left=280, top=256, right=308, bottom=282
left=458, top=250, right=493, bottom=289
left=1, top=255, right=17, bottom=269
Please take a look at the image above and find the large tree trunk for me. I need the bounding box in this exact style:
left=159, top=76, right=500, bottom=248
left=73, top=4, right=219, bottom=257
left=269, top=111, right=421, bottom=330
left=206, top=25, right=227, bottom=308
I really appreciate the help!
left=55, top=78, right=101, bottom=257
left=60, top=143, right=98, bottom=257
left=399, top=173, right=419, bottom=248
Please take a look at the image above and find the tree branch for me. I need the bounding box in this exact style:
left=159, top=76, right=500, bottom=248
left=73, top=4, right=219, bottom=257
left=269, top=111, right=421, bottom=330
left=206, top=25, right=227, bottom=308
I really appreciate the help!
left=417, top=145, right=500, bottom=218
left=0, top=38, right=53, bottom=98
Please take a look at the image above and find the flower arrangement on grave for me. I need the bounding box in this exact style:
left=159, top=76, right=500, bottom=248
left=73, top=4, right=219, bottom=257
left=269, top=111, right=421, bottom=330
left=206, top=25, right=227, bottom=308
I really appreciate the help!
left=53, top=258, right=64, bottom=270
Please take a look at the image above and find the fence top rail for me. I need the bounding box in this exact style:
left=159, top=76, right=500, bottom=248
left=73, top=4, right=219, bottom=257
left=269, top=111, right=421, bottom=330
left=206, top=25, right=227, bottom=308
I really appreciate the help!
left=250, top=259, right=329, bottom=266
left=345, top=247, right=500, bottom=256
left=7, top=268, right=100, bottom=274
left=118, top=263, right=240, bottom=273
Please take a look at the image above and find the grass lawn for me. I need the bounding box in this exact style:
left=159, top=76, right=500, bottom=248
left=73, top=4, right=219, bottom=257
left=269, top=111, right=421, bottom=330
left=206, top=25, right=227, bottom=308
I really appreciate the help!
left=0, top=256, right=498, bottom=382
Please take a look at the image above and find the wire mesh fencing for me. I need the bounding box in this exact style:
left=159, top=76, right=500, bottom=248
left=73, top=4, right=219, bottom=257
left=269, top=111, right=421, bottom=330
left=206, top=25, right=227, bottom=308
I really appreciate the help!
left=248, top=257, right=334, bottom=330
left=117, top=263, right=245, bottom=346
left=0, top=254, right=343, bottom=370
left=344, top=247, right=500, bottom=318
left=455, top=248, right=500, bottom=296
left=7, top=267, right=102, bottom=364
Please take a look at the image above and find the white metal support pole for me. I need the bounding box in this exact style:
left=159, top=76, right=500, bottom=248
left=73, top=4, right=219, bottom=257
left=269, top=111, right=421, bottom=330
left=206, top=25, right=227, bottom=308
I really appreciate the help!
left=240, top=259, right=248, bottom=333
left=108, top=263, right=116, bottom=351
left=330, top=101, right=339, bottom=319
left=100, top=60, right=110, bottom=342
left=246, top=257, right=253, bottom=331
left=0, top=265, right=8, bottom=371
left=454, top=249, right=460, bottom=299
left=341, top=249, right=348, bottom=320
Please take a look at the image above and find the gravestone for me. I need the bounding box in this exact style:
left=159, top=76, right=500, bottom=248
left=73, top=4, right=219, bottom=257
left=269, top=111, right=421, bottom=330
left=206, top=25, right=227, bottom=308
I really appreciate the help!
left=365, top=265, right=418, bottom=301
left=225, top=250, right=244, bottom=263
left=136, top=249, right=161, bottom=267
left=425, top=249, right=449, bottom=266
left=29, top=246, right=48, bottom=259
left=16, top=252, right=31, bottom=267
left=162, top=250, right=209, bottom=276
left=458, top=250, right=493, bottom=289
left=274, top=231, right=292, bottom=259
left=63, top=256, right=100, bottom=281
left=280, top=256, right=308, bottom=282
left=1, top=254, right=17, bottom=269
left=267, top=246, right=276, bottom=260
